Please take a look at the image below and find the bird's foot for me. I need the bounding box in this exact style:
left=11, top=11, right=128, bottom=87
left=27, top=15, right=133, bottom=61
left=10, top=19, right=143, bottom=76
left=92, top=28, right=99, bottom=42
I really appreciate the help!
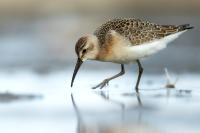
left=92, top=79, right=110, bottom=89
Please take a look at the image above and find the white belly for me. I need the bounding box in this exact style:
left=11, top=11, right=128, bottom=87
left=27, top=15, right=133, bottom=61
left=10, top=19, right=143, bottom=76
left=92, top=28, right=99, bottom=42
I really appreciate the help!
left=111, top=31, right=185, bottom=64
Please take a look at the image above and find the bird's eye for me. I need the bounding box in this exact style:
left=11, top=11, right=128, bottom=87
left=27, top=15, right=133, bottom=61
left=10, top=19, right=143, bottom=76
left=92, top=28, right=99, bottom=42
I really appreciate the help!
left=82, top=49, right=87, bottom=54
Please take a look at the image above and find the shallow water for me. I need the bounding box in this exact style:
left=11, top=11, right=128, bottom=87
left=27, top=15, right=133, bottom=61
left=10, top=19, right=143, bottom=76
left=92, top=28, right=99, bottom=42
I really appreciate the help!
left=0, top=70, right=199, bottom=133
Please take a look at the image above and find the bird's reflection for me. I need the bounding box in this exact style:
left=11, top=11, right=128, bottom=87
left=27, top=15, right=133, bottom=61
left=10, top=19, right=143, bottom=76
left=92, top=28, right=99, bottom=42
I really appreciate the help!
left=71, top=94, right=86, bottom=133
left=97, top=90, right=126, bottom=121
left=71, top=92, right=146, bottom=133
left=97, top=91, right=143, bottom=107
left=136, top=93, right=142, bottom=107
left=136, top=93, right=143, bottom=124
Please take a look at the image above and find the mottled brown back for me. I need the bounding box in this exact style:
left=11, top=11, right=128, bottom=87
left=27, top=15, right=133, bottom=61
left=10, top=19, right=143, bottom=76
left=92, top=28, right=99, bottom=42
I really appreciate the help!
left=94, top=18, right=193, bottom=46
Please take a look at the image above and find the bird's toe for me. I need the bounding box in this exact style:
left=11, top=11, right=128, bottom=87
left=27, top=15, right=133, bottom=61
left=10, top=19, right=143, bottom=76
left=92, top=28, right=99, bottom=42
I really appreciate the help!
left=92, top=79, right=110, bottom=89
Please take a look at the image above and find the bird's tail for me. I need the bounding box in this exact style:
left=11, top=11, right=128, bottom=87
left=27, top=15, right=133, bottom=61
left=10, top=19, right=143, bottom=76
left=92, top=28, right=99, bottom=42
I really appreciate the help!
left=178, top=24, right=194, bottom=31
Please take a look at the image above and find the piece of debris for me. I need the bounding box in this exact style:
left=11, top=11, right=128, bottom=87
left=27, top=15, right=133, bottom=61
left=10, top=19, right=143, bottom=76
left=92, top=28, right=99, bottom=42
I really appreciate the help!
left=178, top=89, right=192, bottom=94
left=164, top=68, right=178, bottom=88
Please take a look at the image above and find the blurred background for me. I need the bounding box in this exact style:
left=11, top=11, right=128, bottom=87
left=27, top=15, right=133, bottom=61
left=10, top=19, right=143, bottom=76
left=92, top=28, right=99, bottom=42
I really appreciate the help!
left=0, top=1, right=200, bottom=133
left=0, top=0, right=199, bottom=73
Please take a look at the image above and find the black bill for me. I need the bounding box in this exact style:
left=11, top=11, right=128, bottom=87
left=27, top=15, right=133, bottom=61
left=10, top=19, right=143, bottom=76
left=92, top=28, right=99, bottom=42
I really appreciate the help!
left=71, top=58, right=83, bottom=87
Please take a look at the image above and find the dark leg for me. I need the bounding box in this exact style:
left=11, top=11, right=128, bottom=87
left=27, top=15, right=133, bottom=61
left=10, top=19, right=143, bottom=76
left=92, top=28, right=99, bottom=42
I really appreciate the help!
left=92, top=64, right=125, bottom=89
left=135, top=60, right=143, bottom=93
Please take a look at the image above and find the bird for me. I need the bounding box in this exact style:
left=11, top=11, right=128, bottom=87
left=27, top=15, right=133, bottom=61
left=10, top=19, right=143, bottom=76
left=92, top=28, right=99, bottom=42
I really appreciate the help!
left=70, top=18, right=193, bottom=93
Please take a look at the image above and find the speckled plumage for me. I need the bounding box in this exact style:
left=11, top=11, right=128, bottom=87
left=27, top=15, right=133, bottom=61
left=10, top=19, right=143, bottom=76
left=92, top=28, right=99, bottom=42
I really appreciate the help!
left=71, top=18, right=193, bottom=91
left=94, top=18, right=193, bottom=46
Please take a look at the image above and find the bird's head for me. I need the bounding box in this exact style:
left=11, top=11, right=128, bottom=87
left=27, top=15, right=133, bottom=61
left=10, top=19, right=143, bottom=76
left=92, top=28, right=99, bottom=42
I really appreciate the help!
left=75, top=35, right=99, bottom=61
left=71, top=35, right=99, bottom=87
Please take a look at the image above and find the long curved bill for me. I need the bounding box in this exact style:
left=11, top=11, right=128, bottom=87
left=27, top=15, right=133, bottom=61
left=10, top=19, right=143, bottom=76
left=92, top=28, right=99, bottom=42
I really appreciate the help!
left=71, top=58, right=83, bottom=87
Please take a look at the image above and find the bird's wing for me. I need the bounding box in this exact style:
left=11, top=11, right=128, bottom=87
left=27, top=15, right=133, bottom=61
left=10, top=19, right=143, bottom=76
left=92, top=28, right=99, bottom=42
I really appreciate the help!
left=94, top=18, right=192, bottom=46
